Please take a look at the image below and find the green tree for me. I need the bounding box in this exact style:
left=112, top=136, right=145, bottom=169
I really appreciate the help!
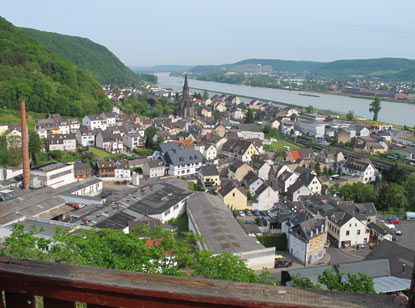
left=305, top=105, right=314, bottom=113
left=291, top=275, right=321, bottom=289
left=144, top=126, right=157, bottom=149
left=290, top=113, right=298, bottom=123
left=318, top=270, right=375, bottom=294
left=263, top=124, right=271, bottom=135
left=403, top=174, right=415, bottom=211
left=346, top=110, right=355, bottom=121
left=245, top=109, right=255, bottom=124
left=382, top=163, right=408, bottom=184
left=202, top=90, right=209, bottom=100
left=6, top=147, right=22, bottom=166
left=214, top=110, right=223, bottom=123
left=369, top=96, right=382, bottom=121
left=315, top=162, right=322, bottom=176
left=29, top=131, right=43, bottom=155
left=375, top=183, right=400, bottom=211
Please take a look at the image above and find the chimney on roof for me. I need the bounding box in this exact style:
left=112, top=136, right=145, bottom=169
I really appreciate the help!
left=20, top=100, right=30, bottom=190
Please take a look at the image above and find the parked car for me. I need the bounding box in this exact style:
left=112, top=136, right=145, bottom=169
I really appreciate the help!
left=239, top=211, right=245, bottom=217
left=274, top=255, right=284, bottom=260
left=394, top=230, right=403, bottom=236
left=389, top=217, right=401, bottom=224
left=356, top=244, right=368, bottom=249
left=254, top=209, right=260, bottom=216
left=275, top=258, right=293, bottom=268
left=247, top=211, right=252, bottom=216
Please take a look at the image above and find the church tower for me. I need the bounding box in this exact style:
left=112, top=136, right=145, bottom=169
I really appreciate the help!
left=179, top=74, right=195, bottom=119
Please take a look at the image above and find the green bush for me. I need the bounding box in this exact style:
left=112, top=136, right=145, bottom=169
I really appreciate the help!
left=256, top=233, right=287, bottom=250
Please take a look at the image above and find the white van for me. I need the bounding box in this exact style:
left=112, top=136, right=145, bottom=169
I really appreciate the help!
left=283, top=146, right=290, bottom=151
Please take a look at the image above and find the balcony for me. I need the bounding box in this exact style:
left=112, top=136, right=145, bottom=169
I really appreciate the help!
left=0, top=257, right=405, bottom=308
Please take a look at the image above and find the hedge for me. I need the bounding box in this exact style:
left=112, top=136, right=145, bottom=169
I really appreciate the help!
left=256, top=233, right=287, bottom=250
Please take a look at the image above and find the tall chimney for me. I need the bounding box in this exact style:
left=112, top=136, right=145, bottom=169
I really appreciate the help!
left=20, top=100, right=30, bottom=190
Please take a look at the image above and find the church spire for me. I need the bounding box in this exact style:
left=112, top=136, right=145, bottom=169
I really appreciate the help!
left=183, top=74, right=189, bottom=92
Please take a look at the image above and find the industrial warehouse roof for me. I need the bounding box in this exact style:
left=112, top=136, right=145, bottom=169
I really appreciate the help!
left=373, top=276, right=411, bottom=294
left=187, top=192, right=265, bottom=254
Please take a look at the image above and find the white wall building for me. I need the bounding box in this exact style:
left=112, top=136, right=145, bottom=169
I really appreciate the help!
left=31, top=163, right=75, bottom=189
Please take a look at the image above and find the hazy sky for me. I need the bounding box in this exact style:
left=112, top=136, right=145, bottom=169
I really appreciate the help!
left=2, top=0, right=415, bottom=66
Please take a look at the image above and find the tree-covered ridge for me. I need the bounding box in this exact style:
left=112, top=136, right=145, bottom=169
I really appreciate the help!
left=23, top=27, right=139, bottom=85
left=191, top=57, right=415, bottom=81
left=0, top=16, right=112, bottom=117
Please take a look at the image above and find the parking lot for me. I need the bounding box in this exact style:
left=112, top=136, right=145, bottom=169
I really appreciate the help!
left=392, top=220, right=415, bottom=250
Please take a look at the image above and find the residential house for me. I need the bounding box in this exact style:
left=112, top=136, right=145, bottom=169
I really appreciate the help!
left=203, top=144, right=217, bottom=161
left=114, top=160, right=131, bottom=178
left=222, top=139, right=259, bottom=163
left=143, top=159, right=165, bottom=178
left=96, top=161, right=115, bottom=178
left=253, top=160, right=272, bottom=181
left=122, top=133, right=141, bottom=150
left=287, top=217, right=327, bottom=265
left=157, top=143, right=203, bottom=176
left=58, top=119, right=70, bottom=135
left=96, top=131, right=123, bottom=153
left=47, top=134, right=76, bottom=152
left=74, top=163, right=93, bottom=179
left=68, top=119, right=80, bottom=133
left=6, top=127, right=22, bottom=149
left=82, top=115, right=106, bottom=131
left=231, top=108, right=245, bottom=120
left=243, top=171, right=264, bottom=196
left=201, top=108, right=212, bottom=118
left=318, top=147, right=345, bottom=170
left=287, top=183, right=313, bottom=202
left=198, top=165, right=221, bottom=188
left=228, top=160, right=254, bottom=182
left=327, top=208, right=370, bottom=248
left=368, top=222, right=393, bottom=242
left=277, top=170, right=299, bottom=193
left=298, top=118, right=325, bottom=138
left=99, top=112, right=117, bottom=127
left=218, top=181, right=247, bottom=210
left=76, top=126, right=95, bottom=147
left=253, top=183, right=279, bottom=211
left=336, top=129, right=351, bottom=144
left=340, top=159, right=377, bottom=184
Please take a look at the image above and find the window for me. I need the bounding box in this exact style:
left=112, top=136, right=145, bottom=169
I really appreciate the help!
left=357, top=230, right=360, bottom=235
left=349, top=224, right=351, bottom=227
left=232, top=192, right=235, bottom=197
left=364, top=238, right=368, bottom=243
left=346, top=230, right=350, bottom=236
left=355, top=223, right=357, bottom=227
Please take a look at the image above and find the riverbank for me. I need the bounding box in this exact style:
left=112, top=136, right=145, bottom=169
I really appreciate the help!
left=190, top=86, right=412, bottom=130
left=186, top=74, right=415, bottom=105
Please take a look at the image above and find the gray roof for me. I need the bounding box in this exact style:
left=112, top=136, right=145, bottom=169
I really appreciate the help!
left=373, top=276, right=411, bottom=294
left=218, top=181, right=244, bottom=198
left=199, top=165, right=219, bottom=177
left=158, top=142, right=181, bottom=153
left=368, top=222, right=389, bottom=236
left=146, top=159, right=164, bottom=169
left=366, top=240, right=414, bottom=279
left=164, top=148, right=203, bottom=166
left=0, top=187, right=67, bottom=224
left=187, top=192, right=265, bottom=254
left=285, top=259, right=391, bottom=287
left=229, top=160, right=244, bottom=172
left=1, top=217, right=75, bottom=238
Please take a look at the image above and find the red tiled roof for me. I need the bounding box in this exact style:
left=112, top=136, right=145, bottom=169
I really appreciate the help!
left=290, top=151, right=302, bottom=161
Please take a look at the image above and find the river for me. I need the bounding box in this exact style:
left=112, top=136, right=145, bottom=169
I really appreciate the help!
left=155, top=72, right=415, bottom=126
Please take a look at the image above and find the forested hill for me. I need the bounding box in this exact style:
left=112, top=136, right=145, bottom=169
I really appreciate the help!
left=22, top=27, right=139, bottom=85
left=0, top=17, right=112, bottom=117
left=191, top=58, right=415, bottom=81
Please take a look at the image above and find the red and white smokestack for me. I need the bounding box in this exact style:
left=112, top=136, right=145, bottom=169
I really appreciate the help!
left=20, top=100, right=30, bottom=190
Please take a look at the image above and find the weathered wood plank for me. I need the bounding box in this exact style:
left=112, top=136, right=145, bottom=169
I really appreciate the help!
left=0, top=258, right=403, bottom=308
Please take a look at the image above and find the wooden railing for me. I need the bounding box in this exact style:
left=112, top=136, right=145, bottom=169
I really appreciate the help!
left=0, top=257, right=405, bottom=308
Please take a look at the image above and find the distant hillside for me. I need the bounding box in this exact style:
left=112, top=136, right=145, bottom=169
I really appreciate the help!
left=191, top=58, right=415, bottom=81
left=0, top=16, right=112, bottom=117
left=130, top=65, right=195, bottom=73
left=23, top=27, right=139, bottom=85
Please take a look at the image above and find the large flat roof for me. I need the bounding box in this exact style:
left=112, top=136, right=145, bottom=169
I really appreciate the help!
left=187, top=192, right=265, bottom=254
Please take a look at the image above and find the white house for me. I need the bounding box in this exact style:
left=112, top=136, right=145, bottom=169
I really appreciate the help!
left=327, top=210, right=370, bottom=248
left=58, top=120, right=70, bottom=135
left=96, top=131, right=123, bottom=153
left=114, top=160, right=131, bottom=178
left=82, top=115, right=106, bottom=131
left=204, top=144, right=217, bottom=161
left=76, top=126, right=96, bottom=147
left=253, top=184, right=279, bottom=211
left=340, top=159, right=377, bottom=184
left=6, top=128, right=22, bottom=149
left=143, top=160, right=166, bottom=178
left=298, top=119, right=325, bottom=138
left=47, top=134, right=76, bottom=152
left=122, top=133, right=141, bottom=150
left=99, top=112, right=117, bottom=127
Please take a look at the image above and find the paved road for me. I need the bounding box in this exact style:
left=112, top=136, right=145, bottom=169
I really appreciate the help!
left=326, top=247, right=364, bottom=264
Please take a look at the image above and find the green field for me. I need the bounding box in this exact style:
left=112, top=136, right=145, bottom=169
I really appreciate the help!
left=264, top=141, right=298, bottom=152
left=88, top=147, right=114, bottom=159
